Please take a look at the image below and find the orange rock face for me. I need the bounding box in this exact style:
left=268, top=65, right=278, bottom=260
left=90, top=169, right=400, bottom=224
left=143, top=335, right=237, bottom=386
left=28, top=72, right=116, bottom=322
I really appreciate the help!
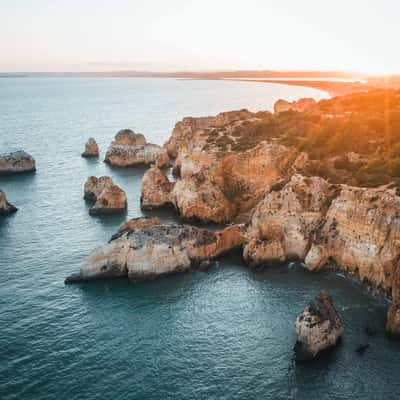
left=161, top=110, right=305, bottom=223
left=244, top=173, right=400, bottom=335
left=140, top=165, right=174, bottom=210
left=84, top=176, right=127, bottom=215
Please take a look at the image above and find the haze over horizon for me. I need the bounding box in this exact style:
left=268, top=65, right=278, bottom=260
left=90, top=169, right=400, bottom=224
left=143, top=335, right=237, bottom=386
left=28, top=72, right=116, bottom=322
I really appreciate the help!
left=1, top=0, right=399, bottom=75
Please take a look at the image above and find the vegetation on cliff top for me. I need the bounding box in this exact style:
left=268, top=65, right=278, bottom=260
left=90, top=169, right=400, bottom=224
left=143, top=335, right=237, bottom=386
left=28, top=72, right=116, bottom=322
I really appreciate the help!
left=203, top=89, right=400, bottom=187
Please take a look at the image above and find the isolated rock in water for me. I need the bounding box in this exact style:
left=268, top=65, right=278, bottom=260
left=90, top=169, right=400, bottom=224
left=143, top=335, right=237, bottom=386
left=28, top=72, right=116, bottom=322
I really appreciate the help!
left=0, top=190, right=18, bottom=214
left=0, top=151, right=36, bottom=175
left=65, top=222, right=245, bottom=283
left=84, top=176, right=127, bottom=215
left=104, top=129, right=169, bottom=168
left=140, top=165, right=174, bottom=210
left=294, top=291, right=343, bottom=361
left=82, top=138, right=99, bottom=158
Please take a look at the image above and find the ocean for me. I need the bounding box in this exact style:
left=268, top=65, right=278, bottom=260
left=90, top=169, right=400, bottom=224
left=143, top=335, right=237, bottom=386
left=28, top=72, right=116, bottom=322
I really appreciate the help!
left=1, top=77, right=399, bottom=400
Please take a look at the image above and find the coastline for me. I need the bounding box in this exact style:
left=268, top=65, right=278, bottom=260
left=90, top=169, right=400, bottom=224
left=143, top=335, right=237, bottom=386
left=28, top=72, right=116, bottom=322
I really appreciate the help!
left=219, top=78, right=372, bottom=97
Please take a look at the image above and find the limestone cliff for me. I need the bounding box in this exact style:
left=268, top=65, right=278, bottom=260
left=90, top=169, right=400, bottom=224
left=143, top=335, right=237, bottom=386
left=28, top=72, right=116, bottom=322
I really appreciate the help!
left=245, top=174, right=400, bottom=335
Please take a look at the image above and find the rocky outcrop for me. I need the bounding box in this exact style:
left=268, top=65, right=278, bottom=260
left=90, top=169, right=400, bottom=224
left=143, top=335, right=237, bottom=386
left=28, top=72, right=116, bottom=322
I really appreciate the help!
left=244, top=175, right=339, bottom=266
left=243, top=174, right=400, bottom=336
left=84, top=176, right=127, bottom=215
left=105, top=129, right=169, bottom=168
left=274, top=98, right=317, bottom=114
left=165, top=109, right=254, bottom=158
left=162, top=109, right=310, bottom=222
left=82, top=138, right=99, bottom=158
left=140, top=165, right=174, bottom=210
left=294, top=291, right=343, bottom=361
left=0, top=151, right=36, bottom=175
left=65, top=222, right=245, bottom=283
left=0, top=190, right=18, bottom=214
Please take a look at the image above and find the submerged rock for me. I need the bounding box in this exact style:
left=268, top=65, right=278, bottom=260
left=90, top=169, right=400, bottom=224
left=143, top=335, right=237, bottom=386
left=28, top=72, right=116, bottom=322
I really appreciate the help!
left=104, top=129, right=169, bottom=168
left=0, top=151, right=36, bottom=175
left=82, top=138, right=99, bottom=158
left=0, top=190, right=18, bottom=214
left=294, top=291, right=343, bottom=361
left=355, top=343, right=370, bottom=354
left=140, top=165, right=174, bottom=210
left=84, top=176, right=127, bottom=215
left=65, top=222, right=245, bottom=283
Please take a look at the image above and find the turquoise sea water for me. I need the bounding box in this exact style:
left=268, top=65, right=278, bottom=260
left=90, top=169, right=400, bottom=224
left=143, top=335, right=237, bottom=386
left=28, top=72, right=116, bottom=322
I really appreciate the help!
left=1, top=78, right=399, bottom=400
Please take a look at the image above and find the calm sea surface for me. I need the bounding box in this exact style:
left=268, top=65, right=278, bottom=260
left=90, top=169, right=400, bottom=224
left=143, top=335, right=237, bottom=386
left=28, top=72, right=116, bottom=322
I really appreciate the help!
left=1, top=78, right=399, bottom=400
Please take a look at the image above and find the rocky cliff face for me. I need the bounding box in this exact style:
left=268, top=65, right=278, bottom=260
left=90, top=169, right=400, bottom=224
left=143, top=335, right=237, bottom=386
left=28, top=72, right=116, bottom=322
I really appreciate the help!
left=65, top=221, right=245, bottom=283
left=0, top=151, right=36, bottom=175
left=0, top=190, right=18, bottom=214
left=157, top=111, right=310, bottom=223
left=244, top=174, right=400, bottom=335
left=84, top=176, right=127, bottom=215
left=105, top=129, right=169, bottom=167
left=244, top=175, right=339, bottom=266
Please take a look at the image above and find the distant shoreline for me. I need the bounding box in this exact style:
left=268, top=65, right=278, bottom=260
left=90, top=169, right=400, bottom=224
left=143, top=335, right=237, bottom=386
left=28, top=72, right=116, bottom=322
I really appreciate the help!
left=1, top=70, right=393, bottom=97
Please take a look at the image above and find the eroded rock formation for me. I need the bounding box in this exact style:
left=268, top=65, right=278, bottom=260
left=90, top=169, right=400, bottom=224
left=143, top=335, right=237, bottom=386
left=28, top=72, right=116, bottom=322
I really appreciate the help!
left=65, top=221, right=245, bottom=283
left=294, top=291, right=343, bottom=360
left=82, top=138, right=99, bottom=158
left=0, top=151, right=36, bottom=175
left=0, top=190, right=18, bottom=214
left=84, top=176, right=127, bottom=215
left=244, top=174, right=400, bottom=336
left=244, top=175, right=339, bottom=266
left=141, top=165, right=174, bottom=210
left=161, top=111, right=310, bottom=223
left=105, top=129, right=169, bottom=168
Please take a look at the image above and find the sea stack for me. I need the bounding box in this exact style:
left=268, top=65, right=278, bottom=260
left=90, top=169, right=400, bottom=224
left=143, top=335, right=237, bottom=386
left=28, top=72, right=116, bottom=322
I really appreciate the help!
left=294, top=291, right=343, bottom=361
left=140, top=165, right=174, bottom=210
left=82, top=138, right=99, bottom=158
left=84, top=176, right=127, bottom=215
left=104, top=129, right=169, bottom=168
left=0, top=151, right=36, bottom=175
left=0, top=190, right=18, bottom=214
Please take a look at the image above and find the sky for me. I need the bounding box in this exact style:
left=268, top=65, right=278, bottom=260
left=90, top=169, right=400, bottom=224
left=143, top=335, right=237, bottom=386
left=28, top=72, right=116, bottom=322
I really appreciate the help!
left=0, top=0, right=399, bottom=74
